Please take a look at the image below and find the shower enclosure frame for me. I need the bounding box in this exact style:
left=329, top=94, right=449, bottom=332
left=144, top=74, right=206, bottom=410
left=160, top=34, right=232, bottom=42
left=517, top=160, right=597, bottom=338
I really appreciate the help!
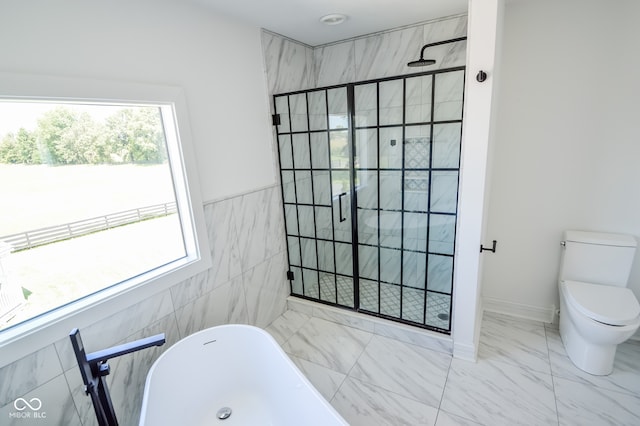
left=274, top=66, right=465, bottom=334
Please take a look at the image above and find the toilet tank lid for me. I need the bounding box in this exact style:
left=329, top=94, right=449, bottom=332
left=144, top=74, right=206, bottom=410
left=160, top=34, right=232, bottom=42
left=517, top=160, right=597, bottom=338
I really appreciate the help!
left=564, top=231, right=637, bottom=248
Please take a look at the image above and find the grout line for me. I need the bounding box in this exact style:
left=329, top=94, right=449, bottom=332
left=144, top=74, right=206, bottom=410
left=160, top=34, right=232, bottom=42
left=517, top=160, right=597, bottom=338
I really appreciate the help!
left=60, top=370, right=85, bottom=424
left=436, top=352, right=454, bottom=412
left=340, top=329, right=451, bottom=412
left=54, top=340, right=85, bottom=424
left=544, top=325, right=562, bottom=426
left=327, top=367, right=349, bottom=404
left=239, top=271, right=252, bottom=327
left=201, top=183, right=279, bottom=206
left=542, top=322, right=554, bottom=377
left=550, top=375, right=561, bottom=426
left=435, top=344, right=485, bottom=426
left=271, top=311, right=349, bottom=404
left=343, top=328, right=374, bottom=379
left=172, top=309, right=184, bottom=341
left=267, top=309, right=311, bottom=347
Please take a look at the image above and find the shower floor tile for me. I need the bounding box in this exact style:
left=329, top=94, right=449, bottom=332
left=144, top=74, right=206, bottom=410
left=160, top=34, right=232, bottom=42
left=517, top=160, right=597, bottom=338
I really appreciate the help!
left=401, top=287, right=425, bottom=323
left=425, top=292, right=450, bottom=329
left=314, top=274, right=452, bottom=330
left=318, top=274, right=355, bottom=307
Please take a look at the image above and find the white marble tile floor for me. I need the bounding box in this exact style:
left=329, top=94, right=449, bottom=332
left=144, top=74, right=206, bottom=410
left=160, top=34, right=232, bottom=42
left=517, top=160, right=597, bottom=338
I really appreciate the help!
left=266, top=309, right=640, bottom=426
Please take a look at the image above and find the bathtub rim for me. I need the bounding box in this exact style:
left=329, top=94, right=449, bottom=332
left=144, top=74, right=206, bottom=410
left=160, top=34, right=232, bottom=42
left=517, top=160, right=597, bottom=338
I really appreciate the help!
left=138, top=323, right=347, bottom=425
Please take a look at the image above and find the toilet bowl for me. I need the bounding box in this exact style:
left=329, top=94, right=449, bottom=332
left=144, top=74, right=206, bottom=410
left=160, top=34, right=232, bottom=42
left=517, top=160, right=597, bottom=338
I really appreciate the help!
left=559, top=279, right=640, bottom=375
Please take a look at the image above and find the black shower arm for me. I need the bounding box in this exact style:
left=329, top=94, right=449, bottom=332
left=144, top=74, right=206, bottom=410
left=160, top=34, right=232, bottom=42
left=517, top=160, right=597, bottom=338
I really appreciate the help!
left=417, top=36, right=467, bottom=60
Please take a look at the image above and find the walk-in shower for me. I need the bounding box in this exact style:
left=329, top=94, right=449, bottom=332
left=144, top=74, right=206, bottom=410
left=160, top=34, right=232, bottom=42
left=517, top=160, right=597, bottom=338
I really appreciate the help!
left=274, top=66, right=465, bottom=333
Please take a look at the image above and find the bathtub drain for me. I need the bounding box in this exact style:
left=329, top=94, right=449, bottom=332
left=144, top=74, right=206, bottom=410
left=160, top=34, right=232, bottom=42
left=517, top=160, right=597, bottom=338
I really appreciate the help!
left=217, top=407, right=232, bottom=420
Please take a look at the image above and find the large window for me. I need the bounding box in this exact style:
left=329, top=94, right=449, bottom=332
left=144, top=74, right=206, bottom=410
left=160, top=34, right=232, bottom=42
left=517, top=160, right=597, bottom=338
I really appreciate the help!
left=0, top=74, right=210, bottom=348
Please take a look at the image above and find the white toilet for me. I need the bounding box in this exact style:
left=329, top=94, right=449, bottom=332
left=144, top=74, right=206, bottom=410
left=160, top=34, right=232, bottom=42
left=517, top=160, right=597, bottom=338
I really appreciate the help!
left=558, top=230, right=640, bottom=375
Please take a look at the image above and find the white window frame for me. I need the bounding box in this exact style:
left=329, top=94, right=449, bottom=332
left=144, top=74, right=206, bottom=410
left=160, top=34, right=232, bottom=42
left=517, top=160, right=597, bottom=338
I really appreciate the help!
left=0, top=72, right=211, bottom=367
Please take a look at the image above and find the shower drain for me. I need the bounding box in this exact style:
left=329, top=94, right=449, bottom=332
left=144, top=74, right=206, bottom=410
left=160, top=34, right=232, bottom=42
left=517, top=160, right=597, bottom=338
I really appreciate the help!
left=217, top=407, right=232, bottom=420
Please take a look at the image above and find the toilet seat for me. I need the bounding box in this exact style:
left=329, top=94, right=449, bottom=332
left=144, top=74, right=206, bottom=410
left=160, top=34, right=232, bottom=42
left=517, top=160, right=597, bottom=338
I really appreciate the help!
left=562, top=280, right=640, bottom=326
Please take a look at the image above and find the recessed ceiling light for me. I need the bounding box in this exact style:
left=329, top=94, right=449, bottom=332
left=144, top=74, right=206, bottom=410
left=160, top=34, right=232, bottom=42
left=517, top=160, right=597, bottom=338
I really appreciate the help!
left=319, top=14, right=347, bottom=26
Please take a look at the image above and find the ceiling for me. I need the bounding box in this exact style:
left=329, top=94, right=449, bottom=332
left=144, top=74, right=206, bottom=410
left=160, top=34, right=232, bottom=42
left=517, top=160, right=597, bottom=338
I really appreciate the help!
left=193, top=0, right=468, bottom=46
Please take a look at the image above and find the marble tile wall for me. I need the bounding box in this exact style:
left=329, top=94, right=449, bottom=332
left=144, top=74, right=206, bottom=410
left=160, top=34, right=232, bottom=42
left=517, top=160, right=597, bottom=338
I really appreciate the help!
left=314, top=14, right=467, bottom=88
left=261, top=30, right=315, bottom=96
left=263, top=14, right=467, bottom=95
left=0, top=185, right=288, bottom=425
left=314, top=41, right=356, bottom=87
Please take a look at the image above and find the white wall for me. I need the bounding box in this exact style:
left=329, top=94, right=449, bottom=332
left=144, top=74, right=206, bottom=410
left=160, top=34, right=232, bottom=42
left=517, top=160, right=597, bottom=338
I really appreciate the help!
left=452, top=0, right=503, bottom=361
left=482, top=0, right=640, bottom=322
left=0, top=0, right=276, bottom=203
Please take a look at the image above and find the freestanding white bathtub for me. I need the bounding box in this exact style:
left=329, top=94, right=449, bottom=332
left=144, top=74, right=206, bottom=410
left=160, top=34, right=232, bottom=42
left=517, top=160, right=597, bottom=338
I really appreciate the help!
left=139, top=324, right=347, bottom=425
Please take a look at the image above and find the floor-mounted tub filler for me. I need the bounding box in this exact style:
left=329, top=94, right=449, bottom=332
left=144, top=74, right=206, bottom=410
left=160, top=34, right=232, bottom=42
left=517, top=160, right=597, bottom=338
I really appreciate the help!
left=139, top=324, right=348, bottom=425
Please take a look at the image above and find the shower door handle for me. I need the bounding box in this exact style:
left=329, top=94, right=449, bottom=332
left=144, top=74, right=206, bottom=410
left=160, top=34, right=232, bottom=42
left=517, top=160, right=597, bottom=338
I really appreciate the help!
left=338, top=192, right=347, bottom=222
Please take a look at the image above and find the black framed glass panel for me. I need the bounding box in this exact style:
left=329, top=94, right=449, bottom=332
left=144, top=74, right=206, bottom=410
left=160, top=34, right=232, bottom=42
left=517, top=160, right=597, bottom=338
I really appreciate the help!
left=275, top=66, right=464, bottom=333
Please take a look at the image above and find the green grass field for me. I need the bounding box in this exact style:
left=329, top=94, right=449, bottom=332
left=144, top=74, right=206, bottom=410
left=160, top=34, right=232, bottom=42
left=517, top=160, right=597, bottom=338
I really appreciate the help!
left=0, top=163, right=183, bottom=330
left=0, top=163, right=175, bottom=235
left=2, top=215, right=185, bottom=330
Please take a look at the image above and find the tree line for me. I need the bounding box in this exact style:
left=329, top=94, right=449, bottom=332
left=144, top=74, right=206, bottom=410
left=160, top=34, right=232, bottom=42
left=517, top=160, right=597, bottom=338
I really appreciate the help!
left=0, top=106, right=167, bottom=165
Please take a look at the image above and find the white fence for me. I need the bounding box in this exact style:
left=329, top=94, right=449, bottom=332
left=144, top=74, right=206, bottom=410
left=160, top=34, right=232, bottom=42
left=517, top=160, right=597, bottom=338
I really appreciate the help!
left=0, top=202, right=178, bottom=322
left=0, top=202, right=177, bottom=252
left=0, top=241, right=22, bottom=323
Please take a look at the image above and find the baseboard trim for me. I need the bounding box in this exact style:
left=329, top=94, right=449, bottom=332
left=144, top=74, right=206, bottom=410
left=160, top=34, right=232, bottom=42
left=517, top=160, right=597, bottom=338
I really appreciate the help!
left=483, top=297, right=556, bottom=324
left=453, top=341, right=478, bottom=362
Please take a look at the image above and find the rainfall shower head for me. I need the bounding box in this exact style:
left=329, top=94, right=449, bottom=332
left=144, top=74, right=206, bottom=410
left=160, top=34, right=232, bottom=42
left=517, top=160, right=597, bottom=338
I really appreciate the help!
left=407, top=58, right=436, bottom=68
left=407, top=36, right=468, bottom=68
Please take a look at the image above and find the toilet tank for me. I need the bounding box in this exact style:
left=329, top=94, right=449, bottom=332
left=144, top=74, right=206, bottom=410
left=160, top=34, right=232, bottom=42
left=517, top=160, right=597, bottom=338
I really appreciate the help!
left=559, top=230, right=637, bottom=287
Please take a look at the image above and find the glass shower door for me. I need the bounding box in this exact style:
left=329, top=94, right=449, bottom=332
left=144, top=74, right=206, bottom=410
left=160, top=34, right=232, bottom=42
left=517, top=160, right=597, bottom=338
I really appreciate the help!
left=275, top=87, right=355, bottom=308
left=353, top=70, right=464, bottom=331
left=275, top=67, right=464, bottom=333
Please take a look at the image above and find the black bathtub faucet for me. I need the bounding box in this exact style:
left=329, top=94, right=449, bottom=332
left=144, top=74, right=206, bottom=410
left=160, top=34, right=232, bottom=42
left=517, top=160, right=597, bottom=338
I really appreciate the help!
left=69, top=328, right=165, bottom=426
